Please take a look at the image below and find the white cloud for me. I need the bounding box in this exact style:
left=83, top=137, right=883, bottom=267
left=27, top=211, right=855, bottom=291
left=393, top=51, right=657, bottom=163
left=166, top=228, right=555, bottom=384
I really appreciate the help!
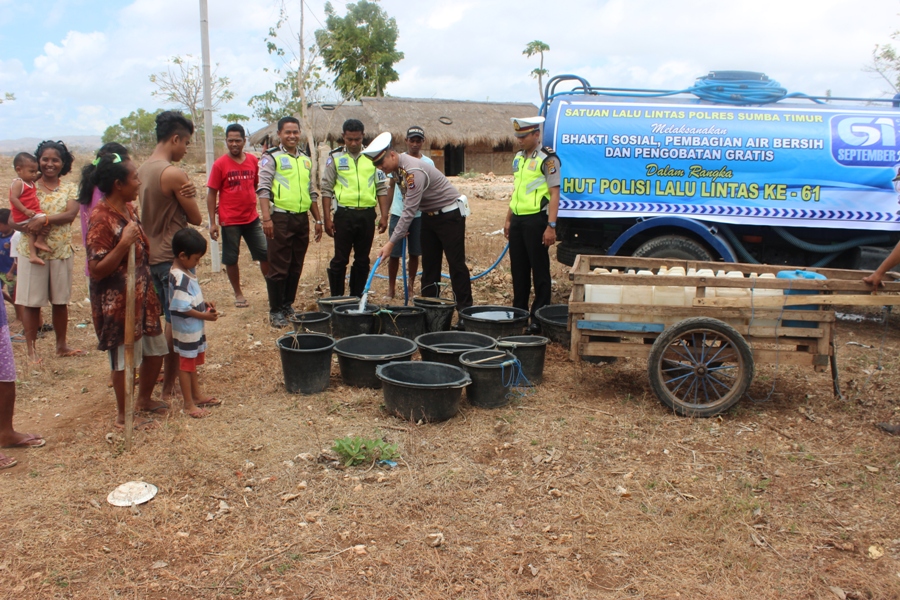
left=34, top=31, right=108, bottom=80
left=423, top=3, right=474, bottom=30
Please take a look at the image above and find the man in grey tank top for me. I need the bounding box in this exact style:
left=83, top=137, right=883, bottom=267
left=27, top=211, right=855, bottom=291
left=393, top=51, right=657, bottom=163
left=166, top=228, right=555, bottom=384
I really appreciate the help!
left=138, top=111, right=203, bottom=407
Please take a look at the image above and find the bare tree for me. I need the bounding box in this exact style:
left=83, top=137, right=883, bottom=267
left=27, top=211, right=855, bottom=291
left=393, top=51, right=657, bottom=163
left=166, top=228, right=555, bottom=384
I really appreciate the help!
left=150, top=55, right=234, bottom=133
left=867, top=32, right=900, bottom=93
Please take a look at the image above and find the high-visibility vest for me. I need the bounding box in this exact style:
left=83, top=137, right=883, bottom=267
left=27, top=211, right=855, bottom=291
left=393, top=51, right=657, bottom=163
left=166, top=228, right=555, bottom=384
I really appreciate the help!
left=271, top=150, right=313, bottom=213
left=510, top=149, right=552, bottom=216
left=332, top=150, right=378, bottom=208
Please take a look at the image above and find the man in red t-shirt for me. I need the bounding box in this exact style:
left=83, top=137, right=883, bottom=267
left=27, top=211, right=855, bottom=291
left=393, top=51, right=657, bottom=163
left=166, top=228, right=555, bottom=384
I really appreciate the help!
left=207, top=124, right=269, bottom=307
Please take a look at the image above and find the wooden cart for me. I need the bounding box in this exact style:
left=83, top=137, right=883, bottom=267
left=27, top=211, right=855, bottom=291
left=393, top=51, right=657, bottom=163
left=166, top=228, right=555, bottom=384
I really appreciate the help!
left=568, top=255, right=900, bottom=417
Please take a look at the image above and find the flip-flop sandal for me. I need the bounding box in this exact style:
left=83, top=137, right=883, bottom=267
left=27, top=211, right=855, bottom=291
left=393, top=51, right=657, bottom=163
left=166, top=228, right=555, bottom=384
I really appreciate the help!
left=3, top=434, right=45, bottom=449
left=234, top=299, right=250, bottom=308
left=139, top=402, right=170, bottom=415
left=58, top=349, right=86, bottom=358
left=195, top=397, right=221, bottom=407
left=39, top=324, right=54, bottom=332
left=0, top=455, right=17, bottom=470
left=9, top=333, right=24, bottom=343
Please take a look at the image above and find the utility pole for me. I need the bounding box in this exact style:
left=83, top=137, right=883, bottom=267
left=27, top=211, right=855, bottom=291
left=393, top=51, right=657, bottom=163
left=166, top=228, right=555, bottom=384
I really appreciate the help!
left=199, top=0, right=221, bottom=272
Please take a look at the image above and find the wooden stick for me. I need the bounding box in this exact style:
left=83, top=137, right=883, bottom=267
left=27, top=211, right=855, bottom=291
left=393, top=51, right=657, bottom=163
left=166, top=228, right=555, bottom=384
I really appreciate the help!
left=467, top=353, right=508, bottom=365
left=124, top=244, right=136, bottom=451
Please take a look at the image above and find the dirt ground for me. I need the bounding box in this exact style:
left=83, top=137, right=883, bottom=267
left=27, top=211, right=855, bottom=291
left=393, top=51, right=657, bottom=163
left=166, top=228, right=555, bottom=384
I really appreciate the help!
left=1, top=155, right=899, bottom=600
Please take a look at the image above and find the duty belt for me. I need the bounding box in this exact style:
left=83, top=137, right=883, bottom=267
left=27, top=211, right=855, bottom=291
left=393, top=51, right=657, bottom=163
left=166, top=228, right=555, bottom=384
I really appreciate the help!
left=336, top=205, right=373, bottom=211
left=424, top=203, right=460, bottom=217
left=272, top=207, right=307, bottom=214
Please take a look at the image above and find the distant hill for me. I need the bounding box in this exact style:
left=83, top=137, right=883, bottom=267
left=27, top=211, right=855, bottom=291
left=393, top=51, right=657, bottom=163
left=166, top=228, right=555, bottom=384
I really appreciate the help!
left=0, top=136, right=103, bottom=155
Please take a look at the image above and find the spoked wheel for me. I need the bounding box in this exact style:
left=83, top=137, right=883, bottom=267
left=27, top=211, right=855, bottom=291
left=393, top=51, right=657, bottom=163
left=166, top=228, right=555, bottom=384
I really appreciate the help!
left=647, top=317, right=753, bottom=417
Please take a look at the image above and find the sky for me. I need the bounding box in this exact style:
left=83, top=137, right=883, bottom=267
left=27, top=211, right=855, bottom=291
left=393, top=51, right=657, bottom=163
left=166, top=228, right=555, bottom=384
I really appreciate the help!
left=0, top=0, right=899, bottom=141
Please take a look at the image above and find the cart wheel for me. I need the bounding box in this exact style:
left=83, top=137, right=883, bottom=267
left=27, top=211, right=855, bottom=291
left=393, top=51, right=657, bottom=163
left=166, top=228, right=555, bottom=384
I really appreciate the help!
left=647, top=317, right=754, bottom=417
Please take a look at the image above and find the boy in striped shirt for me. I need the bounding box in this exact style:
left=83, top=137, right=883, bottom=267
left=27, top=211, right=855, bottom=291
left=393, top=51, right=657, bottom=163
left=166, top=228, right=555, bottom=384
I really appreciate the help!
left=168, top=228, right=220, bottom=418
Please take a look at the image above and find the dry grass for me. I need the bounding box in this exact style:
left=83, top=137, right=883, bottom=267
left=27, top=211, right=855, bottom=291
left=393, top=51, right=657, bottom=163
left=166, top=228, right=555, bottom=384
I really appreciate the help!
left=0, top=157, right=899, bottom=599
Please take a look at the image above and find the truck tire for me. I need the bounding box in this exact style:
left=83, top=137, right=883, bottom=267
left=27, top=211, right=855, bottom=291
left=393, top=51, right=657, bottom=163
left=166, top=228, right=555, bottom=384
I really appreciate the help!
left=632, top=235, right=714, bottom=261
left=556, top=242, right=602, bottom=266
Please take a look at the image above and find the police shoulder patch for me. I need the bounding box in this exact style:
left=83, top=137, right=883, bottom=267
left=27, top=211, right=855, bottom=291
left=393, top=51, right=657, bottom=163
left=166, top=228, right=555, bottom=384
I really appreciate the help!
left=545, top=158, right=558, bottom=175
left=376, top=170, right=387, bottom=182
left=405, top=173, right=416, bottom=190
left=325, top=156, right=333, bottom=167
left=260, top=156, right=270, bottom=167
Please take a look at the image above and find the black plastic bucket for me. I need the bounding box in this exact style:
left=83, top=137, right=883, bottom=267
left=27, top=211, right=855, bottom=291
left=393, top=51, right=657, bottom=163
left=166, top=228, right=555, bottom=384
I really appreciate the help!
left=534, top=304, right=570, bottom=347
left=276, top=333, right=335, bottom=394
left=332, top=304, right=380, bottom=339
left=497, top=335, right=549, bottom=385
left=413, top=296, right=456, bottom=333
left=317, top=296, right=360, bottom=315
left=458, top=349, right=517, bottom=408
left=379, top=306, right=426, bottom=340
left=415, top=331, right=497, bottom=366
left=287, top=311, right=331, bottom=335
left=459, top=305, right=529, bottom=339
left=334, top=334, right=418, bottom=388
left=376, top=361, right=470, bottom=422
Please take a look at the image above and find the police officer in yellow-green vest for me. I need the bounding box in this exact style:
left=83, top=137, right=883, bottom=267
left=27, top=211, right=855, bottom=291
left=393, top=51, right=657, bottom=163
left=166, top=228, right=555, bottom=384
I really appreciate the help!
left=257, top=116, right=324, bottom=328
left=321, top=119, right=390, bottom=298
left=504, top=116, right=561, bottom=334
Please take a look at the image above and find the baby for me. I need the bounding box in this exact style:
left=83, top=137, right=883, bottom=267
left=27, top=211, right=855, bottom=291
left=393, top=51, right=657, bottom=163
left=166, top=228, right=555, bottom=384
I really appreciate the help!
left=8, top=153, right=50, bottom=266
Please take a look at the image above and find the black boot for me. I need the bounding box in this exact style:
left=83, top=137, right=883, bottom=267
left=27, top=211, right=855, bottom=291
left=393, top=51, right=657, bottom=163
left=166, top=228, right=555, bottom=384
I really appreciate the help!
left=327, top=267, right=345, bottom=297
left=349, top=265, right=370, bottom=298
left=265, top=278, right=288, bottom=328
left=283, top=273, right=301, bottom=315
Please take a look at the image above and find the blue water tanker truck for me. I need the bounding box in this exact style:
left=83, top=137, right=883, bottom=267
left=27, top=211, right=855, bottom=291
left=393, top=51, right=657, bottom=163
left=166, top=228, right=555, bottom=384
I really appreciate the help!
left=541, top=72, right=900, bottom=269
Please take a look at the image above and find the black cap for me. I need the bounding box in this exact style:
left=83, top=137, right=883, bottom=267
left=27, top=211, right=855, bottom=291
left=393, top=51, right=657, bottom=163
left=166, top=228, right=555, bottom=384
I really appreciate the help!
left=406, top=126, right=425, bottom=139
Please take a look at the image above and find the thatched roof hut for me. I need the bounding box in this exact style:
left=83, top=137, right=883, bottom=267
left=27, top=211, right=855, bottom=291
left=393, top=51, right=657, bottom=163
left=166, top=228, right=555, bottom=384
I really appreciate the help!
left=249, top=97, right=539, bottom=175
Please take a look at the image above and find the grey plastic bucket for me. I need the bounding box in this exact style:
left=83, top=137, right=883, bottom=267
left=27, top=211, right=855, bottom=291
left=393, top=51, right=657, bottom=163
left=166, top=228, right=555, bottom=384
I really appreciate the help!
left=287, top=311, right=331, bottom=335
left=497, top=335, right=549, bottom=385
left=334, top=334, right=417, bottom=388
left=379, top=306, right=427, bottom=340
left=459, top=305, right=529, bottom=339
left=415, top=331, right=497, bottom=366
left=332, top=304, right=380, bottom=339
left=534, top=304, right=570, bottom=347
left=413, top=296, right=456, bottom=333
left=276, top=333, right=335, bottom=394
left=376, top=361, right=470, bottom=422
left=458, top=349, right=517, bottom=409
left=317, top=296, right=360, bottom=315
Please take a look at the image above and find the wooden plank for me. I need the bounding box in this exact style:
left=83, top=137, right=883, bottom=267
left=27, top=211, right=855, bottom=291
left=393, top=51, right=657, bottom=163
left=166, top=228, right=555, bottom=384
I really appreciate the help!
left=576, top=320, right=666, bottom=333
left=569, top=301, right=835, bottom=322
left=569, top=312, right=582, bottom=361
left=573, top=254, right=900, bottom=284
left=745, top=326, right=824, bottom=338
left=694, top=294, right=900, bottom=308
left=745, top=336, right=826, bottom=346
left=750, top=349, right=820, bottom=366
left=570, top=272, right=900, bottom=293
left=816, top=321, right=832, bottom=358
left=579, top=341, right=651, bottom=359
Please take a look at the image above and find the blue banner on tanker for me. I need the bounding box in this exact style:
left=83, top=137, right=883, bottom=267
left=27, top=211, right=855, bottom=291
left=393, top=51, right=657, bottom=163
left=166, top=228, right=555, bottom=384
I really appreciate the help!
left=548, top=100, right=900, bottom=230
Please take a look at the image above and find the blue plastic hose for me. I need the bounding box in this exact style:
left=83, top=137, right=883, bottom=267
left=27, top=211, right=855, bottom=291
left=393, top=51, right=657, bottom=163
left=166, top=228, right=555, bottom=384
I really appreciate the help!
left=372, top=242, right=511, bottom=282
